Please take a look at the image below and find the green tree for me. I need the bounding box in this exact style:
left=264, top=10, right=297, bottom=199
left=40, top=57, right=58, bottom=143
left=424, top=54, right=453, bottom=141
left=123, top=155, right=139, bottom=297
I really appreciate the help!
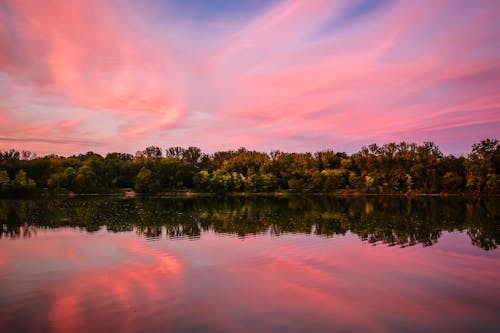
left=12, top=170, right=36, bottom=194
left=466, top=139, right=500, bottom=193
left=72, top=165, right=98, bottom=193
left=46, top=171, right=65, bottom=191
left=209, top=170, right=245, bottom=193
left=135, top=167, right=161, bottom=193
left=63, top=167, right=77, bottom=188
left=0, top=170, right=11, bottom=192
left=194, top=170, right=211, bottom=191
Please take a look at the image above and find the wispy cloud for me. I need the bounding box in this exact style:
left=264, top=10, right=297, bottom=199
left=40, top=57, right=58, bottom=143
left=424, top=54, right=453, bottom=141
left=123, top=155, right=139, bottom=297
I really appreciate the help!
left=0, top=0, right=499, bottom=155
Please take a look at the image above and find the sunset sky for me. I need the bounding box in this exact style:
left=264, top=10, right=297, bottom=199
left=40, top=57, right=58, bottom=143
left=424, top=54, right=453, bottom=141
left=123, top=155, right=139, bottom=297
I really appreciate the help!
left=1, top=0, right=499, bottom=156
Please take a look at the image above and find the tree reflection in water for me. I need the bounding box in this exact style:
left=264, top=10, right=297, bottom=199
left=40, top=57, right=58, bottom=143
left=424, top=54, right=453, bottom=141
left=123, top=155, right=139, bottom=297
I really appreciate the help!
left=0, top=196, right=498, bottom=250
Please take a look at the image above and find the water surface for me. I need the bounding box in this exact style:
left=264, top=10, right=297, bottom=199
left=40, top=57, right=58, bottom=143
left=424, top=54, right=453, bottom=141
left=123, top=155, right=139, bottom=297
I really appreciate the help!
left=1, top=196, right=499, bottom=332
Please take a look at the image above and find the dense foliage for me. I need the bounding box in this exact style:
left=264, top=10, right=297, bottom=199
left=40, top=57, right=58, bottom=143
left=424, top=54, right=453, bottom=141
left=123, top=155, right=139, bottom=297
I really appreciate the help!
left=0, top=139, right=498, bottom=195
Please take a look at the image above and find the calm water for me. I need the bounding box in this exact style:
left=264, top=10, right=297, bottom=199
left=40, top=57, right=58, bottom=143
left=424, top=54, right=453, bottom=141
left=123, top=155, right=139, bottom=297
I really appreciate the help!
left=1, top=196, right=499, bottom=332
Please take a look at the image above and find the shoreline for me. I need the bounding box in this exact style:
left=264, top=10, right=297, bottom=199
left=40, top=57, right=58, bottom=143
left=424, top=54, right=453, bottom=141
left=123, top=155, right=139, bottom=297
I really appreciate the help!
left=8, top=189, right=498, bottom=199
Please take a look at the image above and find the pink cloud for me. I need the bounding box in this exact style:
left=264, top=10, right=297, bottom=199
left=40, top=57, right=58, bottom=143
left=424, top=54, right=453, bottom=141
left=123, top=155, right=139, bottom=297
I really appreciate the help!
left=0, top=0, right=499, bottom=155
left=0, top=0, right=185, bottom=154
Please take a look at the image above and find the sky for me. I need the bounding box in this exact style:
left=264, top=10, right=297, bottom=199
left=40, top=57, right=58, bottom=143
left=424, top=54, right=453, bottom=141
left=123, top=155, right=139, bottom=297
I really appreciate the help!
left=0, top=0, right=499, bottom=157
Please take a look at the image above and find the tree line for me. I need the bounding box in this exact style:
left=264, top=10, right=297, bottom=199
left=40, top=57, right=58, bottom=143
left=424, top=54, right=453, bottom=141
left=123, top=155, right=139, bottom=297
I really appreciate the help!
left=0, top=139, right=498, bottom=195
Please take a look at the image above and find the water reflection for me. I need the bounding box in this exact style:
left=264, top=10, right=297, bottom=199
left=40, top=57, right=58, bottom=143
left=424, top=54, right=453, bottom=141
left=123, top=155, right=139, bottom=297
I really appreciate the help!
left=1, top=196, right=498, bottom=250
left=0, top=197, right=499, bottom=332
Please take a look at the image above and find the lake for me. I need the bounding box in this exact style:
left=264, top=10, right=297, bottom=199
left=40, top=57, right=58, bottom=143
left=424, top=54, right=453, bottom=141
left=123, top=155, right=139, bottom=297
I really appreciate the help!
left=0, top=196, right=499, bottom=332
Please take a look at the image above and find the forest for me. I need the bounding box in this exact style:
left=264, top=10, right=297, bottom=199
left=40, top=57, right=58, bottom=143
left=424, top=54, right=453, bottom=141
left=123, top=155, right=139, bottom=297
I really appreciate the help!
left=0, top=139, right=498, bottom=195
